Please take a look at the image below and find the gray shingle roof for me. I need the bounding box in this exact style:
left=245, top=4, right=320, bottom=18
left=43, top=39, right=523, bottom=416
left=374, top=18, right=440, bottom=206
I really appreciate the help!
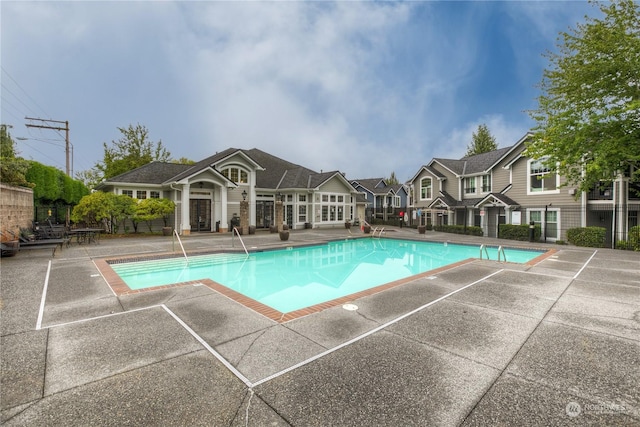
left=433, top=145, right=515, bottom=176
left=104, top=161, right=192, bottom=184
left=100, top=147, right=355, bottom=192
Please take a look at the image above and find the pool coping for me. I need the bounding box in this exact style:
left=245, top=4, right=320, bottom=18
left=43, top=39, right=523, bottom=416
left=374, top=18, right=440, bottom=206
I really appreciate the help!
left=94, top=239, right=556, bottom=323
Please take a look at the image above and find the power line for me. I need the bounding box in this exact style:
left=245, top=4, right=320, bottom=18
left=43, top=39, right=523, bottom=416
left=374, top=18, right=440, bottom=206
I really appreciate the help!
left=1, top=66, right=49, bottom=118
left=25, top=117, right=72, bottom=176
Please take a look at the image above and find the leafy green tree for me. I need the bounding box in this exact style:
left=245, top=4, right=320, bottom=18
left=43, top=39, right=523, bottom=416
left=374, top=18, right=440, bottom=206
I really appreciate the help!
left=465, top=124, right=498, bottom=157
left=527, top=0, right=640, bottom=193
left=135, top=198, right=175, bottom=232
left=0, top=124, right=31, bottom=187
left=71, top=191, right=115, bottom=228
left=111, top=195, right=137, bottom=234
left=81, top=124, right=171, bottom=189
left=172, top=157, right=196, bottom=165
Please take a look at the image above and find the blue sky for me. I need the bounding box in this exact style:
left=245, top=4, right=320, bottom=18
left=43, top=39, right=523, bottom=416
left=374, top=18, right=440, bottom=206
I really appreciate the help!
left=1, top=1, right=599, bottom=183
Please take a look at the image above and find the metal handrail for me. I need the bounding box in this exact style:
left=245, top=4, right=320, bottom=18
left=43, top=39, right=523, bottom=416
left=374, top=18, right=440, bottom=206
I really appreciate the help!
left=173, top=229, right=189, bottom=265
left=479, top=244, right=490, bottom=260
left=497, top=245, right=507, bottom=262
left=232, top=227, right=249, bottom=256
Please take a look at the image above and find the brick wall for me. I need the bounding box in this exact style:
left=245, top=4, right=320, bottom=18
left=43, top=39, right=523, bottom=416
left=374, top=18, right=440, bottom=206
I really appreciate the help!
left=0, top=183, right=33, bottom=242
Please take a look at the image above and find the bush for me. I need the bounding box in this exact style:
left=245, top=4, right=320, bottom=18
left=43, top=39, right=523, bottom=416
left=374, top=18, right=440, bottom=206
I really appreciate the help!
left=498, top=224, right=541, bottom=241
left=567, top=227, right=606, bottom=248
left=629, top=225, right=640, bottom=251
left=616, top=240, right=629, bottom=250
left=433, top=224, right=483, bottom=236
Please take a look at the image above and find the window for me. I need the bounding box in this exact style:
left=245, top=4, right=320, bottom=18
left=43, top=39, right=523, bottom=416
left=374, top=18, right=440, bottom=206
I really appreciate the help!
left=528, top=209, right=560, bottom=241
left=317, top=192, right=347, bottom=223
left=298, top=205, right=307, bottom=222
left=150, top=191, right=160, bottom=199
left=136, top=190, right=147, bottom=199
left=529, top=159, right=558, bottom=194
left=482, top=175, right=491, bottom=193
left=393, top=196, right=400, bottom=207
left=420, top=178, right=432, bottom=200
left=221, top=166, right=248, bottom=184
left=464, top=177, right=476, bottom=194
left=122, top=190, right=133, bottom=198
left=299, top=194, right=307, bottom=202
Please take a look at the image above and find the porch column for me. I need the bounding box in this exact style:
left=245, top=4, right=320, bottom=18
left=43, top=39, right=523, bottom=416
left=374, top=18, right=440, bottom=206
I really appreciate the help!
left=219, top=186, right=229, bottom=232
left=180, top=183, right=190, bottom=235
left=614, top=176, right=629, bottom=242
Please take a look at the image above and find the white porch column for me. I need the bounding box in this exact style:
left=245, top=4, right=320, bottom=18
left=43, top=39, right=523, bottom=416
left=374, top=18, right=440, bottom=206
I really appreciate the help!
left=250, top=172, right=257, bottom=227
left=180, top=183, right=190, bottom=235
left=219, top=186, right=229, bottom=232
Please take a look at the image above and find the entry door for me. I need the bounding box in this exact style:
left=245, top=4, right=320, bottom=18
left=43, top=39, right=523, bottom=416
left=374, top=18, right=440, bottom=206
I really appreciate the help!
left=190, top=199, right=211, bottom=232
left=256, top=201, right=274, bottom=228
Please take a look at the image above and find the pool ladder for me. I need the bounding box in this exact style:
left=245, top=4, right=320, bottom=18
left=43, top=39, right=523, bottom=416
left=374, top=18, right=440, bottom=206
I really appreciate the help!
left=371, top=227, right=385, bottom=238
left=479, top=244, right=506, bottom=262
left=232, top=227, right=249, bottom=256
left=173, top=229, right=189, bottom=265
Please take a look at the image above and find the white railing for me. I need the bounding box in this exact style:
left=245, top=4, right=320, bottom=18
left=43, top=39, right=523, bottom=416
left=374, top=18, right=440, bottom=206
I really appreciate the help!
left=497, top=245, right=507, bottom=262
left=232, top=227, right=249, bottom=256
left=479, top=244, right=490, bottom=260
left=373, top=227, right=385, bottom=238
left=173, top=229, right=189, bottom=265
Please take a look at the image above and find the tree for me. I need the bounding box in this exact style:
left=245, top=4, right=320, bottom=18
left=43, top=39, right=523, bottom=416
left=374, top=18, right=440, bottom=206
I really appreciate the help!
left=82, top=124, right=171, bottom=188
left=135, top=198, right=175, bottom=232
left=526, top=0, right=640, bottom=193
left=386, top=172, right=400, bottom=185
left=465, top=124, right=498, bottom=157
left=110, top=194, right=137, bottom=234
left=71, top=192, right=116, bottom=228
left=0, top=124, right=31, bottom=187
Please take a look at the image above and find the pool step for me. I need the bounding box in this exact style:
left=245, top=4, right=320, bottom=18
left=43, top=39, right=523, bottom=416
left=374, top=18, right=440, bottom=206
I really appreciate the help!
left=112, top=253, right=248, bottom=275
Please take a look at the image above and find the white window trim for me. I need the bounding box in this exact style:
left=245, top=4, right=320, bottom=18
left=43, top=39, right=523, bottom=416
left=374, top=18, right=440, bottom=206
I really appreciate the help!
left=527, top=158, right=560, bottom=195
left=420, top=177, right=433, bottom=200
left=527, top=208, right=561, bottom=241
left=481, top=174, right=492, bottom=194
left=464, top=176, right=477, bottom=195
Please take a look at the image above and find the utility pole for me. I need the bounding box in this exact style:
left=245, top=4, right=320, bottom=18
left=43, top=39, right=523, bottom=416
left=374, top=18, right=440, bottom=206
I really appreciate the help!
left=25, top=117, right=71, bottom=176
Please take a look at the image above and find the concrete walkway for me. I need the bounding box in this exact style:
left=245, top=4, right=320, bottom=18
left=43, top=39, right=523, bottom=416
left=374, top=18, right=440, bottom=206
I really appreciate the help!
left=1, top=227, right=638, bottom=426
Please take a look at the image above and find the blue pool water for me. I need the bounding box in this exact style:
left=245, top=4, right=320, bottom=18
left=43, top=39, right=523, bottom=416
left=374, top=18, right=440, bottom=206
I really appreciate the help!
left=111, top=239, right=544, bottom=313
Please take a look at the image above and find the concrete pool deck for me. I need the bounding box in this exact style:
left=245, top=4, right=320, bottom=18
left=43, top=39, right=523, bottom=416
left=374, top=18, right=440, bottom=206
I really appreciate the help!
left=1, top=227, right=638, bottom=425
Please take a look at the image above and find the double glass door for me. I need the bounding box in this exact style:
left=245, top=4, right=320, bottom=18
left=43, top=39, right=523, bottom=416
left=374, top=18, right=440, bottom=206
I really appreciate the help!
left=190, top=199, right=211, bottom=232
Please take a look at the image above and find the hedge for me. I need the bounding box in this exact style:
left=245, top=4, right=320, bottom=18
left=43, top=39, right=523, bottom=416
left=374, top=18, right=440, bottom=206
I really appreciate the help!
left=628, top=225, right=640, bottom=251
left=567, top=226, right=606, bottom=248
left=498, top=224, right=541, bottom=241
left=433, top=224, right=483, bottom=236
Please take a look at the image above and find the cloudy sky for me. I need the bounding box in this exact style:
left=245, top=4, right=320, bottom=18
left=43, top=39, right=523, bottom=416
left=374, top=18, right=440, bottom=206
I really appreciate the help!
left=2, top=1, right=599, bottom=183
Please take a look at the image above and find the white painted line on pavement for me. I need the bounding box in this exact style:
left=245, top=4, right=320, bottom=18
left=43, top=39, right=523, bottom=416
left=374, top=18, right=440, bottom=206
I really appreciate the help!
left=161, top=304, right=254, bottom=388
left=252, top=269, right=504, bottom=388
left=35, top=260, right=52, bottom=330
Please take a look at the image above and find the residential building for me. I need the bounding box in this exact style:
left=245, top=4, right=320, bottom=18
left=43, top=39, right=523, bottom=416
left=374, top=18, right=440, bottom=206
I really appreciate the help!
left=96, top=148, right=362, bottom=234
left=350, top=178, right=409, bottom=223
left=408, top=133, right=639, bottom=246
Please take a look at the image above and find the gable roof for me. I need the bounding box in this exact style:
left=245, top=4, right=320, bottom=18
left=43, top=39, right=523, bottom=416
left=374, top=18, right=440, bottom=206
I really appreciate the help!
left=100, top=161, right=192, bottom=185
left=98, top=147, right=358, bottom=193
left=350, top=178, right=406, bottom=196
left=431, top=145, right=515, bottom=177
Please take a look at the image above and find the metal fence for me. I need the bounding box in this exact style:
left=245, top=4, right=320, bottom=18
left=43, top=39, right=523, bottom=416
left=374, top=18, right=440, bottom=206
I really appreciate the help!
left=384, top=205, right=639, bottom=249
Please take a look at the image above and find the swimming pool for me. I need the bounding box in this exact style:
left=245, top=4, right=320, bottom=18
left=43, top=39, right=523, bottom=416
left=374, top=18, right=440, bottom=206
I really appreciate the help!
left=109, top=239, right=545, bottom=314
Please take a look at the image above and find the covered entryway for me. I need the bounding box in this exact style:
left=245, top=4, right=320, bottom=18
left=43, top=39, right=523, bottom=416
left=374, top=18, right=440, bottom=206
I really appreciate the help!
left=190, top=199, right=211, bottom=232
